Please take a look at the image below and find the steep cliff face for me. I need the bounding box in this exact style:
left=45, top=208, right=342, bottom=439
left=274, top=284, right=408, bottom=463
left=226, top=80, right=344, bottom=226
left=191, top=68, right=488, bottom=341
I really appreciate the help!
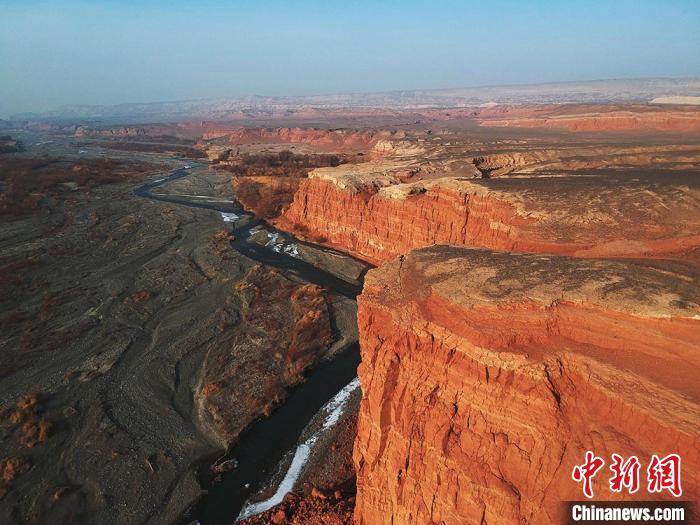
left=280, top=172, right=700, bottom=264
left=354, top=246, right=700, bottom=524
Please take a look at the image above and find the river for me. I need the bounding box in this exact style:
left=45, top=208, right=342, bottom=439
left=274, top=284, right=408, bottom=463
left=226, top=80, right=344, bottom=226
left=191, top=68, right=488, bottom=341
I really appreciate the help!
left=135, top=166, right=366, bottom=524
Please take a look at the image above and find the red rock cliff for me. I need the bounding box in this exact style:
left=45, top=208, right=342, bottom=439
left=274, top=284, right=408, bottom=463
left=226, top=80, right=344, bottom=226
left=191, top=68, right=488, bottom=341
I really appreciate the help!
left=280, top=169, right=700, bottom=265
left=203, top=127, right=397, bottom=151
left=354, top=246, right=700, bottom=524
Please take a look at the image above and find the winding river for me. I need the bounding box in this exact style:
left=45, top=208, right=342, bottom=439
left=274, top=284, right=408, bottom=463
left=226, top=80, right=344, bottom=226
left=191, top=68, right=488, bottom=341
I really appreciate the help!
left=135, top=166, right=366, bottom=524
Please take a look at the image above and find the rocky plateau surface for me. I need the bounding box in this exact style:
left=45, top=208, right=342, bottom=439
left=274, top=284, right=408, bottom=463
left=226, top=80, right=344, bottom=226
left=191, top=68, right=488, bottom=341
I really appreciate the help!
left=280, top=136, right=700, bottom=265
left=354, top=246, right=699, bottom=524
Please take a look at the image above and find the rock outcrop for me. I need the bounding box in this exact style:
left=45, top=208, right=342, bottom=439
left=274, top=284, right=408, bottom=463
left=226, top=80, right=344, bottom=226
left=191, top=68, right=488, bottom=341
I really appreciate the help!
left=479, top=108, right=700, bottom=133
left=467, top=145, right=700, bottom=177
left=280, top=168, right=700, bottom=264
left=203, top=127, right=395, bottom=151
left=353, top=246, right=700, bottom=524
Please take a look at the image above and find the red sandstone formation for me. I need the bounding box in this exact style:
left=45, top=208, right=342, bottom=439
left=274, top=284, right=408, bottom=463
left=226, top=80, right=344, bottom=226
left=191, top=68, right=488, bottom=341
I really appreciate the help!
left=204, top=127, right=394, bottom=151
left=479, top=106, right=700, bottom=133
left=280, top=170, right=700, bottom=265
left=353, top=246, right=700, bottom=524
left=219, top=121, right=700, bottom=523
left=272, top=130, right=700, bottom=523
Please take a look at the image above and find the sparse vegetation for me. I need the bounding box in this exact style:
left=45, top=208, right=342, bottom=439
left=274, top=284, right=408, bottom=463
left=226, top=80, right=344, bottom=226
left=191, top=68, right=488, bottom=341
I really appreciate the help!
left=0, top=156, right=157, bottom=215
left=220, top=150, right=353, bottom=218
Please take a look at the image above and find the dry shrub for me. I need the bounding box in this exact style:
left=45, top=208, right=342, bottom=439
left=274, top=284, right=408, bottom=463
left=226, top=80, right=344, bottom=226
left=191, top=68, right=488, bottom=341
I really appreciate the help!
left=223, top=151, right=350, bottom=219
left=201, top=382, right=220, bottom=397
left=212, top=230, right=232, bottom=243
left=233, top=178, right=301, bottom=219
left=130, top=290, right=151, bottom=304
left=0, top=456, right=30, bottom=500
left=19, top=420, right=51, bottom=448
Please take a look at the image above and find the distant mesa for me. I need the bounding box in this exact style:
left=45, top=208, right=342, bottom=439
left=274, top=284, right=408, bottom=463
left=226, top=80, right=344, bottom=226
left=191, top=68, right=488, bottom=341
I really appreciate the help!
left=9, top=77, right=700, bottom=123
left=650, top=96, right=700, bottom=105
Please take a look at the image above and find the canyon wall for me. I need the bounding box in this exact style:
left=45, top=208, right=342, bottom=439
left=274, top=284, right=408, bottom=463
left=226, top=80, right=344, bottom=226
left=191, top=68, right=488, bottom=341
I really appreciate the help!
left=230, top=128, right=700, bottom=523
left=280, top=170, right=700, bottom=264
left=353, top=246, right=700, bottom=524
left=471, top=144, right=700, bottom=177
left=203, top=127, right=398, bottom=150
left=479, top=109, right=700, bottom=133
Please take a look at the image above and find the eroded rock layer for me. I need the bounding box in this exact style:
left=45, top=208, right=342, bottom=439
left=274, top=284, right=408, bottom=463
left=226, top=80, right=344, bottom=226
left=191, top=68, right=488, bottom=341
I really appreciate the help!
left=204, top=127, right=394, bottom=151
left=478, top=105, right=700, bottom=133
left=354, top=246, right=700, bottom=524
left=281, top=170, right=700, bottom=264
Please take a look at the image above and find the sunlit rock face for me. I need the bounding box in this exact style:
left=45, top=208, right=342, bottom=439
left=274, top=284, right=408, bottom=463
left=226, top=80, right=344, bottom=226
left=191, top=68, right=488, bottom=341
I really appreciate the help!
left=281, top=164, right=700, bottom=265
left=353, top=246, right=699, bottom=524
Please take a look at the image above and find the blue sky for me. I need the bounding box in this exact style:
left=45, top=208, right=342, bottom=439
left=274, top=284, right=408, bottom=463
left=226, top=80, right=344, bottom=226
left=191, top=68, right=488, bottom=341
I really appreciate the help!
left=1, top=0, right=699, bottom=116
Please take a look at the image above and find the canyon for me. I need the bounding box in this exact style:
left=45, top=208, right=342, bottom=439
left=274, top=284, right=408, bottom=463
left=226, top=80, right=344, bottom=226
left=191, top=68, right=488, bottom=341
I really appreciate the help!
left=265, top=114, right=700, bottom=523
left=279, top=137, right=700, bottom=265
left=1, top=96, right=699, bottom=525
left=195, top=111, right=699, bottom=523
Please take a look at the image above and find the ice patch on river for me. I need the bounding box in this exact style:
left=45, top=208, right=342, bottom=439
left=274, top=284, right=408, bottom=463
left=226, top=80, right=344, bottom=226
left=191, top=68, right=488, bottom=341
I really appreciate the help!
left=283, top=244, right=299, bottom=257
left=221, top=212, right=239, bottom=222
left=265, top=232, right=281, bottom=247
left=236, top=377, right=361, bottom=521
left=265, top=232, right=299, bottom=258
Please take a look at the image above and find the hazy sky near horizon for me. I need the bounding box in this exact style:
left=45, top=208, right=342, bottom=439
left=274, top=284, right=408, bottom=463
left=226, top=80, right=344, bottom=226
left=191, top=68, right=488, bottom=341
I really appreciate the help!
left=1, top=0, right=699, bottom=116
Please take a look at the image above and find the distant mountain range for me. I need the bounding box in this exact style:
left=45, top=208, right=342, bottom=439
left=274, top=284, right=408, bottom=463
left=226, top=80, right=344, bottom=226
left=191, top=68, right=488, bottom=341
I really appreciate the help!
left=10, top=78, right=700, bottom=123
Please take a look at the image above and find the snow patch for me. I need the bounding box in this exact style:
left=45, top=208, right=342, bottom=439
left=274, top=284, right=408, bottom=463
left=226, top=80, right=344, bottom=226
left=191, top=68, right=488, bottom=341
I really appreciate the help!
left=265, top=232, right=282, bottom=247
left=264, top=232, right=300, bottom=258
left=236, top=377, right=360, bottom=521
left=283, top=244, right=299, bottom=258
left=221, top=212, right=240, bottom=223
